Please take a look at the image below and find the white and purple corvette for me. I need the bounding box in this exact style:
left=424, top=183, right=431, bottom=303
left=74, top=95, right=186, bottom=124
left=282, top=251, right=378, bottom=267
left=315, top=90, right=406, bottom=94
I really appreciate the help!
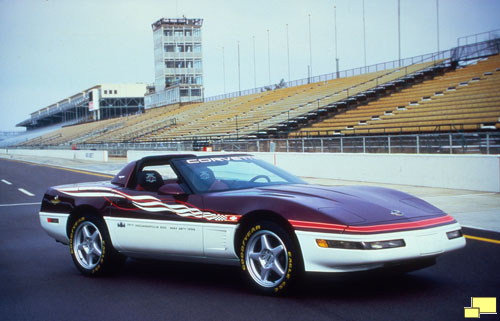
left=40, top=154, right=466, bottom=294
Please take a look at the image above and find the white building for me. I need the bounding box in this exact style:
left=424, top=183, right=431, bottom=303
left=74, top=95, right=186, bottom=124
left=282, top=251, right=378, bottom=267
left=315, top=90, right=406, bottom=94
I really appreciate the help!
left=18, top=83, right=147, bottom=130
left=146, top=17, right=204, bottom=108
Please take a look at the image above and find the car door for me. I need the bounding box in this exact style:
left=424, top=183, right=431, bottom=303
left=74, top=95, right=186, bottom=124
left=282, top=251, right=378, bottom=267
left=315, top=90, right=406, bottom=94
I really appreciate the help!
left=105, top=185, right=205, bottom=257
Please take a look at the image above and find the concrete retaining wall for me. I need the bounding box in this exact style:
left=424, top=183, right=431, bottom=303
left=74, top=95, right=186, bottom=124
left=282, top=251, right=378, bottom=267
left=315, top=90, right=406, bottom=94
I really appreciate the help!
left=0, top=149, right=108, bottom=162
left=127, top=150, right=500, bottom=192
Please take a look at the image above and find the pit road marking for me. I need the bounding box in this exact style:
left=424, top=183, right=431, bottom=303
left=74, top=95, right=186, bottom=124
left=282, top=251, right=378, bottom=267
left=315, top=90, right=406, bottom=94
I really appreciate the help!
left=18, top=188, right=35, bottom=197
left=0, top=202, right=41, bottom=207
left=464, top=234, right=500, bottom=245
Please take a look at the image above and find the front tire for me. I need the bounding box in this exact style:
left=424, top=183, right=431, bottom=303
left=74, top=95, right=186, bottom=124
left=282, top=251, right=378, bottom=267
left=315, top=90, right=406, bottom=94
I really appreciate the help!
left=69, top=216, right=124, bottom=276
left=240, top=221, right=301, bottom=295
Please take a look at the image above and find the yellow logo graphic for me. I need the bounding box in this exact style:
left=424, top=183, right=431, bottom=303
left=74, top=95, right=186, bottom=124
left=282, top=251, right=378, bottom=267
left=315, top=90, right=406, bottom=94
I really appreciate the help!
left=464, top=297, right=497, bottom=318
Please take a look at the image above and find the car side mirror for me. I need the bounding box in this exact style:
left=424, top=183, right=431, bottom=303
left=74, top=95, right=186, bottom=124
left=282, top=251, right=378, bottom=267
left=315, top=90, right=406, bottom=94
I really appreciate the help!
left=158, top=183, right=185, bottom=195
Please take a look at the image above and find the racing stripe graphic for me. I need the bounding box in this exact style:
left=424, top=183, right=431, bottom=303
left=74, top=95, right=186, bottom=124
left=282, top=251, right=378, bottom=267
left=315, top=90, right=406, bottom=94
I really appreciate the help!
left=289, top=215, right=456, bottom=234
left=56, top=186, right=240, bottom=223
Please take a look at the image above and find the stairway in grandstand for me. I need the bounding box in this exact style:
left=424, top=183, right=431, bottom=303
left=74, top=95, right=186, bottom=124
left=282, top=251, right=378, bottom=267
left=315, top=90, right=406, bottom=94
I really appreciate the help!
left=134, top=60, right=439, bottom=141
left=291, top=54, right=500, bottom=137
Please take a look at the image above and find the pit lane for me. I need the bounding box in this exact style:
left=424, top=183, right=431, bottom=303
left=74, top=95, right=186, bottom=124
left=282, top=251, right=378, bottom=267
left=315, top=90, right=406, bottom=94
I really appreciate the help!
left=0, top=158, right=498, bottom=321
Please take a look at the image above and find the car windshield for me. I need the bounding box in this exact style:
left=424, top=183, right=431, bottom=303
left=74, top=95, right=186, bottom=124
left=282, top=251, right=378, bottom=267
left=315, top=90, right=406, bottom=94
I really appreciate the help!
left=171, top=155, right=306, bottom=193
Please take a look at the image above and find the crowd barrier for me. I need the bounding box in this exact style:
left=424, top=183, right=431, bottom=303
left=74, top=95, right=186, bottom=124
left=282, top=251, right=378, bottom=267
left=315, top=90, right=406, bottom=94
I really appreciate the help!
left=0, top=149, right=108, bottom=162
left=127, top=150, right=500, bottom=193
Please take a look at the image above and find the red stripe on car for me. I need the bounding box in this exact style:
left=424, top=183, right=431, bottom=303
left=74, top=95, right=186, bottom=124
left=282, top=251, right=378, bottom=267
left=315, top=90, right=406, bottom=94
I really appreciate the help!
left=290, top=215, right=455, bottom=233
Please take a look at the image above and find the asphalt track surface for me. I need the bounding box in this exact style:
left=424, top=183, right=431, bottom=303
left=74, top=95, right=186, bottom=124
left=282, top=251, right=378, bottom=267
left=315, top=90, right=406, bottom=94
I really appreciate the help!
left=0, top=158, right=499, bottom=321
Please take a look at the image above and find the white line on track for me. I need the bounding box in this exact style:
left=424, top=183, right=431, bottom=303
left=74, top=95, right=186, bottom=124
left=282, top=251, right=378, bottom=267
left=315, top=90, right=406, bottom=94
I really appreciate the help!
left=18, top=188, right=35, bottom=197
left=1, top=179, right=12, bottom=185
left=0, top=202, right=41, bottom=207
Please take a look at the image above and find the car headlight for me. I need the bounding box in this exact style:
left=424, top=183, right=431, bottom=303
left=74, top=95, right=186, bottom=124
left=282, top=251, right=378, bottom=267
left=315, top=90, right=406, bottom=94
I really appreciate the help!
left=446, top=229, right=463, bottom=240
left=316, top=238, right=405, bottom=250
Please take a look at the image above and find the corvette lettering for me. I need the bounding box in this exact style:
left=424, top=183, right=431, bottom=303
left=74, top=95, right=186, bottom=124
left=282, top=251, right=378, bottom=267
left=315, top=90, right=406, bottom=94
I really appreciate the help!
left=186, top=156, right=255, bottom=164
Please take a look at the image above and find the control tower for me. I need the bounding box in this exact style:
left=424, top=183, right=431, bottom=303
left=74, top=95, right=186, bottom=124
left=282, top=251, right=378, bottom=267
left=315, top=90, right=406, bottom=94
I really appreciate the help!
left=147, top=17, right=204, bottom=108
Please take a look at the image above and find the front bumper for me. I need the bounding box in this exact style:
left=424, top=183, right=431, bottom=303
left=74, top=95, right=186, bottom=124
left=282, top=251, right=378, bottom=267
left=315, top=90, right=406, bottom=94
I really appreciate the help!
left=295, top=222, right=466, bottom=273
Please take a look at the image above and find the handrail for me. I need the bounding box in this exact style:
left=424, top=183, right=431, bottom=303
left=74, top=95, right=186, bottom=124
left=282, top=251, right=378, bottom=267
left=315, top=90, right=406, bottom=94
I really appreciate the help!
left=457, top=29, right=500, bottom=47
left=292, top=123, right=485, bottom=138
left=198, top=50, right=452, bottom=104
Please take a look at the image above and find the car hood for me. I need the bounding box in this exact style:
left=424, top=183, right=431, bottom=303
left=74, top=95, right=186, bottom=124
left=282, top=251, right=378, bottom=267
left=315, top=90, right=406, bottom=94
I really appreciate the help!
left=255, top=184, right=445, bottom=225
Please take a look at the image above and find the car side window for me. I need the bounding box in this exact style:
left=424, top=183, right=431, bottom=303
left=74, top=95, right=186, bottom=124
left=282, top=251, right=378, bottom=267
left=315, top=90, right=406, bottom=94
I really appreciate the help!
left=135, top=164, right=180, bottom=192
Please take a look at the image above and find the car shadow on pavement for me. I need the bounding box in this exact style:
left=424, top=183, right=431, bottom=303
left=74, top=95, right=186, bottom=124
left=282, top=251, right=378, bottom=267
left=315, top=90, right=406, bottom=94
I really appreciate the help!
left=113, top=258, right=444, bottom=299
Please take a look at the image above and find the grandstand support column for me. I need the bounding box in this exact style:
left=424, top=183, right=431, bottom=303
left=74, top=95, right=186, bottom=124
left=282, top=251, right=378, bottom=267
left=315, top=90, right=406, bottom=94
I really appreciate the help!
left=340, top=137, right=343, bottom=153
left=486, top=134, right=490, bottom=154
left=363, top=137, right=366, bottom=153
left=388, top=136, right=391, bottom=154
left=416, top=135, right=420, bottom=154
left=449, top=134, right=453, bottom=154
left=235, top=115, right=239, bottom=139
left=317, top=99, right=320, bottom=121
left=320, top=138, right=324, bottom=153
left=287, top=111, right=290, bottom=135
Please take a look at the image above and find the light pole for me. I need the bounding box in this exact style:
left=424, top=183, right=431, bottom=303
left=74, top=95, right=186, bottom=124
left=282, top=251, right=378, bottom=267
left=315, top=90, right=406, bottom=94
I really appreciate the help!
left=222, top=46, right=226, bottom=94
left=253, top=35, right=257, bottom=88
left=237, top=41, right=241, bottom=95
left=308, top=14, right=313, bottom=77
left=362, top=0, right=367, bottom=72
left=334, top=5, right=339, bottom=78
left=398, top=0, right=401, bottom=67
left=436, top=0, right=440, bottom=55
left=286, top=24, right=291, bottom=82
left=267, top=29, right=271, bottom=85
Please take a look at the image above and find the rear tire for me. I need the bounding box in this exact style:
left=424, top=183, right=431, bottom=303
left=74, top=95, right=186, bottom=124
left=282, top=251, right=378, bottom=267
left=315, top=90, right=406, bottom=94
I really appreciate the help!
left=69, top=215, right=125, bottom=276
left=239, top=221, right=302, bottom=295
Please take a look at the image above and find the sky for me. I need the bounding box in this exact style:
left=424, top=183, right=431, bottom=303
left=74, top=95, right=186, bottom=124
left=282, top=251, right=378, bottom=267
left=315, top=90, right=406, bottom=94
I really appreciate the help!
left=0, top=0, right=499, bottom=131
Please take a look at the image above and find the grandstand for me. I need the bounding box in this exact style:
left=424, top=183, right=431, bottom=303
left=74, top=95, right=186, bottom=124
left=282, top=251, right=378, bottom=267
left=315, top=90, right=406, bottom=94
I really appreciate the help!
left=292, top=54, right=500, bottom=136
left=11, top=31, right=500, bottom=155
left=18, top=60, right=441, bottom=146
